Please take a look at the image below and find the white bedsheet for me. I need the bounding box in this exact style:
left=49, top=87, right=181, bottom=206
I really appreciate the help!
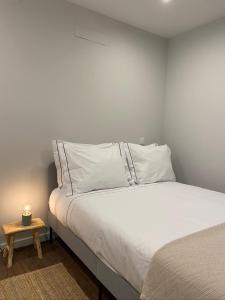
left=49, top=182, right=225, bottom=292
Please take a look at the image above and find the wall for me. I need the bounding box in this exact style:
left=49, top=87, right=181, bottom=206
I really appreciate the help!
left=0, top=0, right=167, bottom=229
left=164, top=18, right=225, bottom=193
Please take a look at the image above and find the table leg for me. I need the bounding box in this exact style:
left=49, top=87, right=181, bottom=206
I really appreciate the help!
left=7, top=235, right=14, bottom=268
left=33, top=230, right=43, bottom=259
left=32, top=231, right=36, bottom=249
left=3, top=235, right=10, bottom=258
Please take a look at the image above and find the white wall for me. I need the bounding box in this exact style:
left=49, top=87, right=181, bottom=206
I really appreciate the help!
left=164, top=18, right=225, bottom=193
left=0, top=0, right=167, bottom=226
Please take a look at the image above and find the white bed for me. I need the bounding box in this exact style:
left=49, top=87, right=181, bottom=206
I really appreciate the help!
left=49, top=182, right=225, bottom=293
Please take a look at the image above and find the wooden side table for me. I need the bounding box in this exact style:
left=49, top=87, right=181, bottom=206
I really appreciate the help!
left=2, top=218, right=46, bottom=268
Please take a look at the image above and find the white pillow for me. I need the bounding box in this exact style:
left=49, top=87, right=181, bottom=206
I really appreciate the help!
left=52, top=141, right=129, bottom=195
left=120, top=142, right=158, bottom=184
left=64, top=143, right=129, bottom=194
left=127, top=144, right=176, bottom=184
left=52, top=140, right=114, bottom=190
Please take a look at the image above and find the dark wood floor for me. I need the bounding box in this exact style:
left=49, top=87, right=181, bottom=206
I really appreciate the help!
left=0, top=239, right=115, bottom=300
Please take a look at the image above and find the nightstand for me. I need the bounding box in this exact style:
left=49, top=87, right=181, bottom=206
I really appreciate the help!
left=2, top=218, right=46, bottom=268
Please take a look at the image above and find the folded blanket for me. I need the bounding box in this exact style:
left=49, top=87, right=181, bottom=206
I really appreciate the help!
left=141, top=223, right=225, bottom=300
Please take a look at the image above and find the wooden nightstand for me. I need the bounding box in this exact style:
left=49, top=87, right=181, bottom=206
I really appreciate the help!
left=2, top=218, right=46, bottom=268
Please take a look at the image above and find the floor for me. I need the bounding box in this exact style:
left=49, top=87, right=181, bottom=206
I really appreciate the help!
left=0, top=239, right=115, bottom=300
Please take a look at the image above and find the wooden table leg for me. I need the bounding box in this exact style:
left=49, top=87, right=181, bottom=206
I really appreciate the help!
left=3, top=235, right=10, bottom=258
left=33, top=230, right=43, bottom=259
left=32, top=231, right=36, bottom=249
left=7, top=235, right=14, bottom=268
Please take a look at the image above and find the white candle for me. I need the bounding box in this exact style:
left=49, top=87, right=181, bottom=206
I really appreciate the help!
left=23, top=204, right=32, bottom=216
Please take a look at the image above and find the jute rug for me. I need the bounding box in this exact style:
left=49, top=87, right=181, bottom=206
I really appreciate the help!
left=0, top=263, right=89, bottom=300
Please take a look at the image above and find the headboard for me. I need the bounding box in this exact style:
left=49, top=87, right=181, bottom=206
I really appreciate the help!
left=48, top=162, right=58, bottom=197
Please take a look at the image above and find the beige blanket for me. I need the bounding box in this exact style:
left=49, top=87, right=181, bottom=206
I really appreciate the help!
left=141, top=223, right=225, bottom=300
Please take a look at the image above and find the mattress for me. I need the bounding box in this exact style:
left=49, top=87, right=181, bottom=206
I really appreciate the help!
left=49, top=182, right=225, bottom=292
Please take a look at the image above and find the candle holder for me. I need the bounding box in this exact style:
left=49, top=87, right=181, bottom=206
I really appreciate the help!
left=22, top=213, right=32, bottom=226
left=22, top=205, right=32, bottom=226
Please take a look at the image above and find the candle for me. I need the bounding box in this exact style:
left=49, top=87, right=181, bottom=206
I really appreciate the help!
left=22, top=204, right=32, bottom=226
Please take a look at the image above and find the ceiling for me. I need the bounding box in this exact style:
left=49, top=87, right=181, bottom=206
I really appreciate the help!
left=67, top=0, right=225, bottom=38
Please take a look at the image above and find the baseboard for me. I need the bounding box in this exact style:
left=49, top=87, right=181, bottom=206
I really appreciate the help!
left=0, top=230, right=50, bottom=249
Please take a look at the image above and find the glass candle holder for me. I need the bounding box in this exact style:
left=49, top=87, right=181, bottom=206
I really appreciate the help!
left=22, top=205, right=32, bottom=226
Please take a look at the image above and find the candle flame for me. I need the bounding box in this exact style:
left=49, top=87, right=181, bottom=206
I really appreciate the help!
left=23, top=204, right=32, bottom=215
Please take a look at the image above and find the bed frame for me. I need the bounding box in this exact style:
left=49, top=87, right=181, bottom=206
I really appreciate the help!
left=47, top=163, right=140, bottom=300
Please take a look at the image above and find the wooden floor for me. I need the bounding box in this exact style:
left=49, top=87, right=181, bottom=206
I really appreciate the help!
left=0, top=239, right=115, bottom=300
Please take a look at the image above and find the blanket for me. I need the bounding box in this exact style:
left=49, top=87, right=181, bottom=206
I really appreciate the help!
left=141, top=223, right=225, bottom=300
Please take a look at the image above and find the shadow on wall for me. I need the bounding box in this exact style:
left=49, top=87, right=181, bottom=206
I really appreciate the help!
left=48, top=162, right=57, bottom=197
left=172, top=153, right=186, bottom=184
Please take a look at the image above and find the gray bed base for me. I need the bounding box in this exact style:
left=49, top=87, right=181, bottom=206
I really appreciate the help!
left=48, top=211, right=140, bottom=300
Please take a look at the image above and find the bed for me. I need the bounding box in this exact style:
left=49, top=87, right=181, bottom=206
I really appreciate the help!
left=48, top=167, right=225, bottom=300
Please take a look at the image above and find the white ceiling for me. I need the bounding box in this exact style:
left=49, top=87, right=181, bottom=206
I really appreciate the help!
left=67, top=0, right=225, bottom=38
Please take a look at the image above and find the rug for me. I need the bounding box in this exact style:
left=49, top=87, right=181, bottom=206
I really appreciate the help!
left=0, top=263, right=89, bottom=300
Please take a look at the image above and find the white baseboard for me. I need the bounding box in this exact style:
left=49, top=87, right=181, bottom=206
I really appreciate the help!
left=0, top=230, right=50, bottom=249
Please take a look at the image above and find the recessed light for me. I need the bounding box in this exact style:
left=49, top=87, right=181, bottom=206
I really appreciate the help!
left=162, top=0, right=173, bottom=3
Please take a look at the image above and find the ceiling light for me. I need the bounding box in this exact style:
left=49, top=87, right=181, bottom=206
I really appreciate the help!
left=162, top=0, right=173, bottom=3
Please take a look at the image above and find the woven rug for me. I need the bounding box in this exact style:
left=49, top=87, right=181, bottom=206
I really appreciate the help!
left=0, top=263, right=89, bottom=300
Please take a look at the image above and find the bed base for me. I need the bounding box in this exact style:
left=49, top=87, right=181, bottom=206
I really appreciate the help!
left=48, top=211, right=140, bottom=300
